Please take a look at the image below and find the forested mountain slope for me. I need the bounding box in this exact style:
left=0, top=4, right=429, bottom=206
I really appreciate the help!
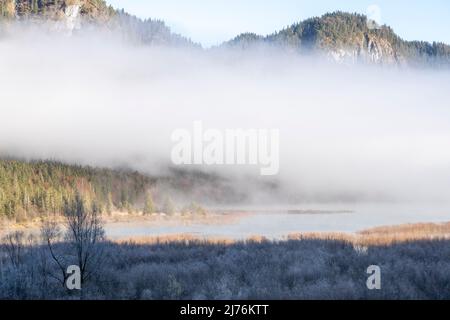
left=0, top=158, right=250, bottom=220
left=0, top=158, right=156, bottom=218
left=224, top=12, right=450, bottom=67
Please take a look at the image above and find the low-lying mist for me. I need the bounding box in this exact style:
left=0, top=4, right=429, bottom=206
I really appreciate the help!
left=1, top=26, right=450, bottom=205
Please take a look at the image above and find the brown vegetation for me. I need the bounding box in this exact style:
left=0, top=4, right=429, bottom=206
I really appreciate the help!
left=112, top=221, right=450, bottom=247
left=288, top=222, right=450, bottom=246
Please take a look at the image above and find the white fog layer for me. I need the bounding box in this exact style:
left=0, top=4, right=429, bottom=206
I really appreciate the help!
left=1, top=28, right=450, bottom=204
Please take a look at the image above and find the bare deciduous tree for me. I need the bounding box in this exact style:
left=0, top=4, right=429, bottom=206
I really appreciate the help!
left=64, top=194, right=105, bottom=285
left=41, top=219, right=67, bottom=286
left=41, top=192, right=105, bottom=288
left=2, top=231, right=26, bottom=268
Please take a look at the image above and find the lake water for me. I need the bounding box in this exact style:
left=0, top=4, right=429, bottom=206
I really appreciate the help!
left=105, top=202, right=450, bottom=240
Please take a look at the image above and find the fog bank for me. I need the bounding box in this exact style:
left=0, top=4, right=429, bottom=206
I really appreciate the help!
left=1, top=27, right=450, bottom=204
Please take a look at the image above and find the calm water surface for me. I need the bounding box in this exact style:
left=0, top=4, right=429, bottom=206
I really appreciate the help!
left=105, top=203, right=450, bottom=240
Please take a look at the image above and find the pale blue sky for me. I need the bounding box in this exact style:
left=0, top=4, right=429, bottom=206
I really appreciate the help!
left=108, top=0, right=450, bottom=47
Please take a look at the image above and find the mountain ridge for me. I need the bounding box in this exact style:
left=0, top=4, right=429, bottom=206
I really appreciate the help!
left=1, top=2, right=449, bottom=66
left=223, top=12, right=450, bottom=66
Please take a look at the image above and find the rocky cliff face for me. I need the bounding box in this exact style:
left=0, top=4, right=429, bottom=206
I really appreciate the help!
left=326, top=33, right=401, bottom=65
left=0, top=0, right=15, bottom=18
left=0, top=0, right=196, bottom=46
left=0, top=0, right=115, bottom=33
left=1, top=0, right=114, bottom=20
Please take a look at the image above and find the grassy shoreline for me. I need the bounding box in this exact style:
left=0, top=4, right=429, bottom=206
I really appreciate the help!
left=0, top=210, right=245, bottom=238
left=2, top=210, right=450, bottom=245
